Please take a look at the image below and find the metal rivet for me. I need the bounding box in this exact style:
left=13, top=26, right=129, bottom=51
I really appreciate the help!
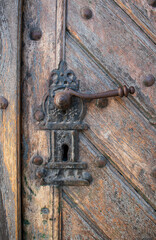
left=95, top=156, right=107, bottom=168
left=36, top=168, right=47, bottom=179
left=82, top=172, right=92, bottom=183
left=34, top=110, right=45, bottom=122
left=147, top=0, right=156, bottom=7
left=32, top=156, right=43, bottom=166
left=30, top=27, right=42, bottom=41
left=0, top=96, right=8, bottom=109
left=143, top=74, right=155, bottom=87
left=151, top=168, right=156, bottom=178
left=80, top=7, right=93, bottom=20
left=96, top=98, right=108, bottom=108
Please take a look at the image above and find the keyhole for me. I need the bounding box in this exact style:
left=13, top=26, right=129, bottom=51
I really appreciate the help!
left=62, top=144, right=69, bottom=162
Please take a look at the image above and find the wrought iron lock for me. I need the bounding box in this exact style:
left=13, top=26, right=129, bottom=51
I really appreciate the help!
left=33, top=61, right=135, bottom=186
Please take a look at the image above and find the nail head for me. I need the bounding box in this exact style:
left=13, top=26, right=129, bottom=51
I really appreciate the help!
left=36, top=168, right=47, bottom=179
left=34, top=110, right=45, bottom=122
left=95, top=156, right=107, bottom=168
left=32, top=156, right=43, bottom=166
left=0, top=96, right=8, bottom=109
left=144, top=74, right=155, bottom=87
left=81, top=7, right=93, bottom=20
left=30, top=27, right=42, bottom=41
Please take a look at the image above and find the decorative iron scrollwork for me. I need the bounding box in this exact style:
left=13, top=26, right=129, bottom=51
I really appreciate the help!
left=32, top=61, right=135, bottom=186
left=33, top=61, right=92, bottom=186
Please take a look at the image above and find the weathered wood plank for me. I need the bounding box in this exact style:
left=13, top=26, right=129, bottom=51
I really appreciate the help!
left=64, top=134, right=156, bottom=240
left=0, top=190, right=9, bottom=239
left=62, top=196, right=110, bottom=240
left=22, top=0, right=67, bottom=238
left=113, top=0, right=156, bottom=42
left=0, top=0, right=22, bottom=239
left=55, top=0, right=67, bottom=65
left=21, top=0, right=57, bottom=238
left=67, top=0, right=156, bottom=122
left=66, top=35, right=156, bottom=208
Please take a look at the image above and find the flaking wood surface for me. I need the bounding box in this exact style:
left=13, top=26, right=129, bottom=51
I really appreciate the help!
left=62, top=197, right=109, bottom=240
left=0, top=0, right=21, bottom=239
left=113, top=0, right=156, bottom=42
left=67, top=0, right=156, bottom=121
left=22, top=0, right=57, bottom=239
left=21, top=0, right=156, bottom=239
left=64, top=134, right=156, bottom=240
left=66, top=36, right=156, bottom=208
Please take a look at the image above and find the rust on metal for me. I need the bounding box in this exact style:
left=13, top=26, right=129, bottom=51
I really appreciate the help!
left=32, top=61, right=92, bottom=186
left=0, top=96, right=8, bottom=109
left=54, top=85, right=135, bottom=110
left=95, top=156, right=107, bottom=168
left=30, top=27, right=42, bottom=41
left=143, top=74, right=155, bottom=87
left=36, top=168, right=47, bottom=179
left=34, top=110, right=45, bottom=122
left=80, top=7, right=93, bottom=19
left=32, top=156, right=43, bottom=165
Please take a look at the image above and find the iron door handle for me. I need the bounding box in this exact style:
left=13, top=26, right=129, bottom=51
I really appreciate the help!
left=54, top=85, right=135, bottom=110
left=0, top=96, right=8, bottom=109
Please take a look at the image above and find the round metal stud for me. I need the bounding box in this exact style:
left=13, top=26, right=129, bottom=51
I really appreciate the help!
left=0, top=96, right=8, bottom=109
left=32, top=156, right=43, bottom=166
left=30, top=27, right=42, bottom=41
left=80, top=7, right=93, bottom=20
left=34, top=110, right=45, bottom=122
left=95, top=156, right=107, bottom=168
left=36, top=168, right=47, bottom=179
left=143, top=74, right=155, bottom=87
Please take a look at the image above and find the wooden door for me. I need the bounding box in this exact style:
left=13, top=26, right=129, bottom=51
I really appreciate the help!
left=1, top=0, right=156, bottom=239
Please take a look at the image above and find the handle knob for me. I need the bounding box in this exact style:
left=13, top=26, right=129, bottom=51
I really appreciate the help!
left=54, top=85, right=135, bottom=110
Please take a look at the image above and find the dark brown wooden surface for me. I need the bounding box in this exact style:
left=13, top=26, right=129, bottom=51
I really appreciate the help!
left=1, top=0, right=154, bottom=239
left=63, top=134, right=156, bottom=239
left=67, top=0, right=156, bottom=123
left=113, top=0, right=156, bottom=42
left=21, top=0, right=64, bottom=239
left=0, top=0, right=22, bottom=239
left=66, top=35, right=156, bottom=209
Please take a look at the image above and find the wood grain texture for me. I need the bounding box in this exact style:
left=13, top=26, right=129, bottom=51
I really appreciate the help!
left=66, top=35, right=156, bottom=209
left=113, top=0, right=156, bottom=42
left=67, top=0, right=156, bottom=122
left=55, top=0, right=67, bottom=65
left=21, top=0, right=56, bottom=239
left=22, top=0, right=66, bottom=239
left=64, top=134, right=156, bottom=240
left=0, top=0, right=22, bottom=239
left=62, top=197, right=110, bottom=240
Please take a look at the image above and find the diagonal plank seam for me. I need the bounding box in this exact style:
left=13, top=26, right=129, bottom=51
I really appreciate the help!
left=82, top=132, right=156, bottom=211
left=66, top=30, right=156, bottom=126
left=62, top=190, right=111, bottom=240
left=112, top=0, right=156, bottom=43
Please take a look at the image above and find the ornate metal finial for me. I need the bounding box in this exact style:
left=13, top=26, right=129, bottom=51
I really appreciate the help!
left=49, top=61, right=79, bottom=91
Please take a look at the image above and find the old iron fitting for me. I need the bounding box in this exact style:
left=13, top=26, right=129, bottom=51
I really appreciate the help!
left=32, top=61, right=136, bottom=186
left=54, top=85, right=135, bottom=110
